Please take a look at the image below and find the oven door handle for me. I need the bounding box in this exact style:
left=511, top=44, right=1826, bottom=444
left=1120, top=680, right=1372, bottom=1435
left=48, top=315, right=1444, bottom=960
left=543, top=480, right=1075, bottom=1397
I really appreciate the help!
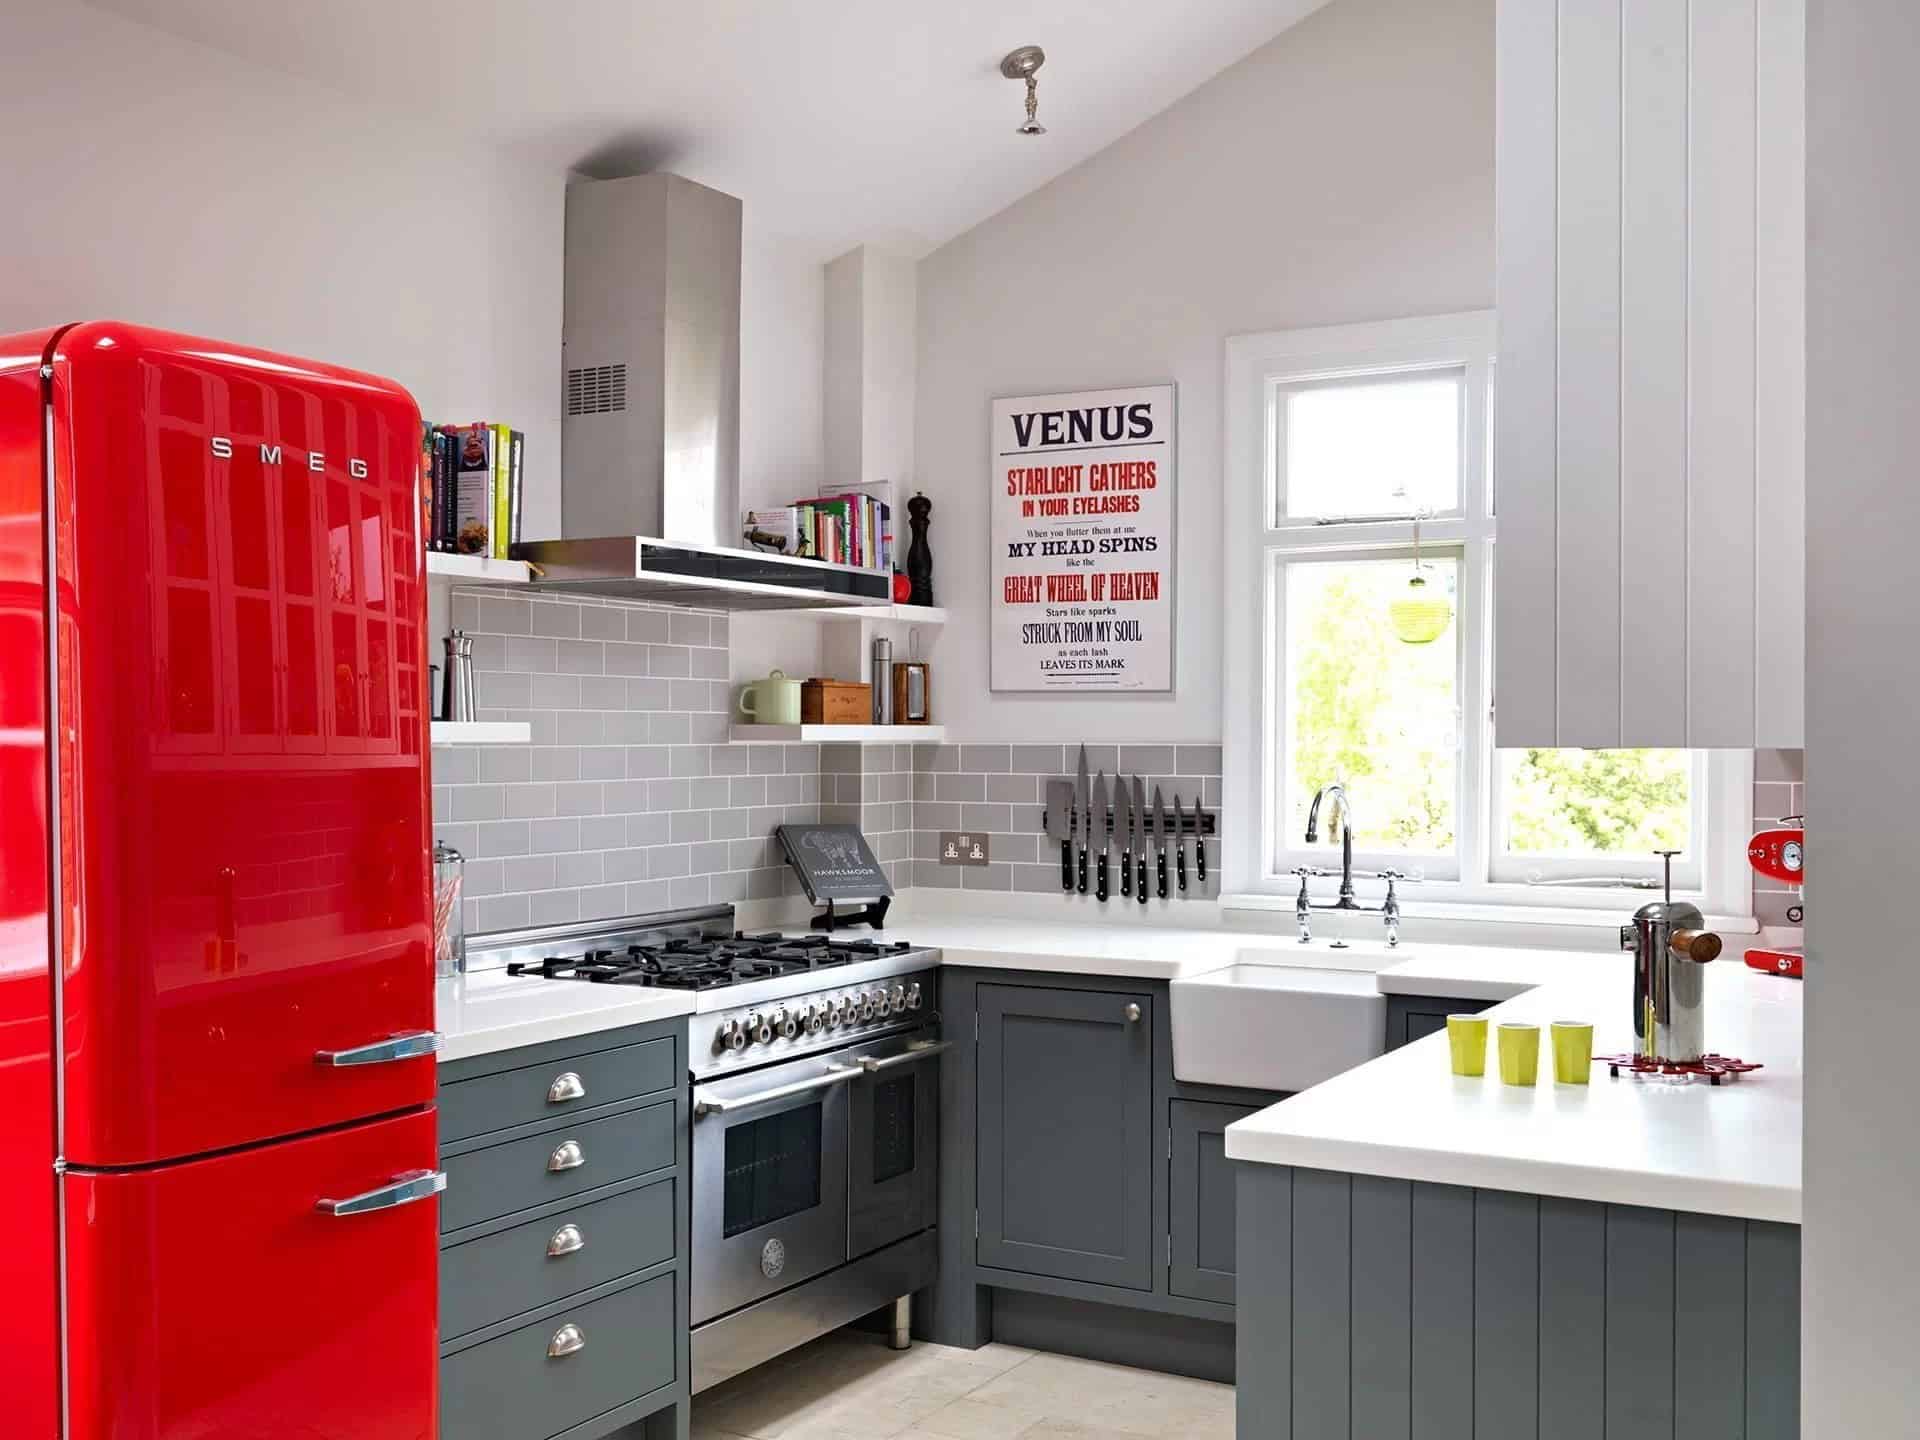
left=849, top=1039, right=953, bottom=1074
left=694, top=1064, right=861, bottom=1119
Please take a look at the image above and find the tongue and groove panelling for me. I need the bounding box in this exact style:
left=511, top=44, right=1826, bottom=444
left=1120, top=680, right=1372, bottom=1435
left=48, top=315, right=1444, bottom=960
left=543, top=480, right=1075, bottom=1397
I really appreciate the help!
left=1234, top=1162, right=1801, bottom=1440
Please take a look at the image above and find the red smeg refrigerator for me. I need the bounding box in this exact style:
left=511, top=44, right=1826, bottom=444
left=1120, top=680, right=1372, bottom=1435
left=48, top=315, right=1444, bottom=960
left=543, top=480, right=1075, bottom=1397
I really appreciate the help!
left=0, top=323, right=439, bottom=1438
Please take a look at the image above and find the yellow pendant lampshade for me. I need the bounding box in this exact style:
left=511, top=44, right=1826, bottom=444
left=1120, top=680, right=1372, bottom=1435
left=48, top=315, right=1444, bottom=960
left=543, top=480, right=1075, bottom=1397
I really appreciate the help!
left=1389, top=511, right=1453, bottom=644
left=1390, top=573, right=1452, bottom=644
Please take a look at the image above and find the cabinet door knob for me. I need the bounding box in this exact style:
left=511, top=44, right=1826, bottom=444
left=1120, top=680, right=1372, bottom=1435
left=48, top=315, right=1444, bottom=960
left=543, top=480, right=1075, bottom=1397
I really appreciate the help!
left=1124, top=1002, right=1142, bottom=1024
left=546, top=1223, right=585, bottom=1258
left=546, top=1323, right=586, bottom=1359
left=547, top=1140, right=586, bottom=1173
left=547, top=1071, right=587, bottom=1103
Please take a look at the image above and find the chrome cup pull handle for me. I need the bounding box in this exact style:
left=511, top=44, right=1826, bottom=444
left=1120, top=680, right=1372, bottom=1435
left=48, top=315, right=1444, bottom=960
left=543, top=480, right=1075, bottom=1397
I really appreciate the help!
left=547, top=1140, right=586, bottom=1173
left=547, top=1323, right=586, bottom=1359
left=547, top=1071, right=587, bottom=1104
left=547, top=1224, right=585, bottom=1258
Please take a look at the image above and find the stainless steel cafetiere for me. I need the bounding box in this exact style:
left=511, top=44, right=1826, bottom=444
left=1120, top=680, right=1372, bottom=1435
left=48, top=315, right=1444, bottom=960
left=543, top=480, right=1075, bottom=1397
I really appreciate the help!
left=1620, top=850, right=1723, bottom=1063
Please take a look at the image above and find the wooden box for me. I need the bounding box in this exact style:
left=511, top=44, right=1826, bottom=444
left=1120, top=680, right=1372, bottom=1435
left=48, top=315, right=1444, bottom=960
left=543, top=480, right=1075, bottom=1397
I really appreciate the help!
left=801, top=678, right=872, bottom=725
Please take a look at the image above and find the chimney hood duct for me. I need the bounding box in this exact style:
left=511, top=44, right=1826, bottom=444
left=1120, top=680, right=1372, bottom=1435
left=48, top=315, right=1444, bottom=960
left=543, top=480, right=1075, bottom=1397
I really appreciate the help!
left=518, top=172, right=889, bottom=611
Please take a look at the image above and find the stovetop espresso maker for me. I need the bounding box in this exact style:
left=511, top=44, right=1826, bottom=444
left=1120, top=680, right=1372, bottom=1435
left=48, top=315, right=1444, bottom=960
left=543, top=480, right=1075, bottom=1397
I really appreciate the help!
left=1620, top=850, right=1723, bottom=1063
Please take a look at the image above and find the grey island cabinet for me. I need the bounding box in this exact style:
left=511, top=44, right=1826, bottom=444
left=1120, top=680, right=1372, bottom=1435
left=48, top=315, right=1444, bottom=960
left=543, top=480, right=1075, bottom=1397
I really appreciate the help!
left=1234, top=1166, right=1801, bottom=1440
left=437, top=1016, right=691, bottom=1440
left=932, top=969, right=1282, bottom=1382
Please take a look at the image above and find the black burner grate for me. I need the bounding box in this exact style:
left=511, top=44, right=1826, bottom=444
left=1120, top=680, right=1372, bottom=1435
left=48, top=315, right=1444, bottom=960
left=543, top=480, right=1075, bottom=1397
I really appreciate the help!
left=505, top=931, right=915, bottom=988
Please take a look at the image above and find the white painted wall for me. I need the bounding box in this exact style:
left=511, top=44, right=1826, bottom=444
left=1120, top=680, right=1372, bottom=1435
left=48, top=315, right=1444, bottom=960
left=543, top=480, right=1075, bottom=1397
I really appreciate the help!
left=0, top=1, right=565, bottom=536
left=1802, top=1, right=1920, bottom=1429
left=914, top=0, right=1493, bottom=742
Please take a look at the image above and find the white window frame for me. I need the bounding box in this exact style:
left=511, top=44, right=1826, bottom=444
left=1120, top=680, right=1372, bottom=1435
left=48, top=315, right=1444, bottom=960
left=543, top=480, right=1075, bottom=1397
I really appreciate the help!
left=1222, top=312, right=1753, bottom=922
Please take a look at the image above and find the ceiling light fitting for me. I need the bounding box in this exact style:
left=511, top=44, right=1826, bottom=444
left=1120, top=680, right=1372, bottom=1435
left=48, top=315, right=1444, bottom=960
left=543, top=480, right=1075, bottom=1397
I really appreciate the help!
left=1000, top=46, right=1048, bottom=135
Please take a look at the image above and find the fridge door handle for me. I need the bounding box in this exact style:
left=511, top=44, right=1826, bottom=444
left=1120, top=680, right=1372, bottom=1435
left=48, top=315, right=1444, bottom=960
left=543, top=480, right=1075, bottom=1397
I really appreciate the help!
left=316, top=1168, right=446, bottom=1217
left=314, top=1030, right=440, bottom=1067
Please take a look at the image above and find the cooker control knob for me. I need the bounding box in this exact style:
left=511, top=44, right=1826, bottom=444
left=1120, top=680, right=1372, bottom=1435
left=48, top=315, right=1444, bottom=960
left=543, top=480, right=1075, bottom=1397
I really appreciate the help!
left=715, top=1019, right=743, bottom=1053
left=905, top=982, right=923, bottom=1011
left=749, top=1013, right=773, bottom=1047
left=774, top=1007, right=798, bottom=1040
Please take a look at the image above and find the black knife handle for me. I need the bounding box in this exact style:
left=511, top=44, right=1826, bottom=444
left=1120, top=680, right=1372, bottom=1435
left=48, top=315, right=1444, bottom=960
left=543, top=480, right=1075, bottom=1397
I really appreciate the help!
left=1078, top=841, right=1088, bottom=894
left=1119, top=846, right=1131, bottom=897
left=1197, top=839, right=1208, bottom=885
left=1096, top=852, right=1109, bottom=903
left=1157, top=849, right=1168, bottom=899
left=1177, top=845, right=1188, bottom=893
left=1137, top=855, right=1149, bottom=905
left=1061, top=841, right=1075, bottom=891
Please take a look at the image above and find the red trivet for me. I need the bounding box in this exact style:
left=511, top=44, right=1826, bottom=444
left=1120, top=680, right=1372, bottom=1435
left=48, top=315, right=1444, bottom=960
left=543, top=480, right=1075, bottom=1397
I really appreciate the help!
left=1594, top=1053, right=1764, bottom=1085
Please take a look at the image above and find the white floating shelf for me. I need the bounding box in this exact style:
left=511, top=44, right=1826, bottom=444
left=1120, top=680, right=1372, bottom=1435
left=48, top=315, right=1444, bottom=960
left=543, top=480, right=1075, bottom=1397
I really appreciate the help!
left=425, top=551, right=531, bottom=585
left=813, top=603, right=948, bottom=624
left=730, top=724, right=946, bottom=744
left=431, top=720, right=531, bottom=745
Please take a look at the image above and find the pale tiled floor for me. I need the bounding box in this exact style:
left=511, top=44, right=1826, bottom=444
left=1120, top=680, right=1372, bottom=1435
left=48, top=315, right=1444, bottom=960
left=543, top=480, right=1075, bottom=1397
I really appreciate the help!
left=691, top=1329, right=1235, bottom=1440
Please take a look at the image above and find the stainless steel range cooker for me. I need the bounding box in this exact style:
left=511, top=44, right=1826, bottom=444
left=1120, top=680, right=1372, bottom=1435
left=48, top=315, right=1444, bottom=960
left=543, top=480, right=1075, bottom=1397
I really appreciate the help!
left=477, top=906, right=943, bottom=1392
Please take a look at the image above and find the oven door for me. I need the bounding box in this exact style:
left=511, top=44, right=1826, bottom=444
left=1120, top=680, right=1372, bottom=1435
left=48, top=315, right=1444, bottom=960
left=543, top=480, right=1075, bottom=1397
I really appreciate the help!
left=848, top=1035, right=947, bottom=1261
left=692, top=1049, right=853, bottom=1325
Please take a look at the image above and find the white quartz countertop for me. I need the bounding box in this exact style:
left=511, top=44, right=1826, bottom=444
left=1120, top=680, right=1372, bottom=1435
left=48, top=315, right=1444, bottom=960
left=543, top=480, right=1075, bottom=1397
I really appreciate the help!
left=1225, top=951, right=1805, bottom=1223
left=437, top=968, right=695, bottom=1063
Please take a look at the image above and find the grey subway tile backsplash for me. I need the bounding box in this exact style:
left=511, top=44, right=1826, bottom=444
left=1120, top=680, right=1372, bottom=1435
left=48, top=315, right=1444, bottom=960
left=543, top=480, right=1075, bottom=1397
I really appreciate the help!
left=435, top=589, right=1238, bottom=929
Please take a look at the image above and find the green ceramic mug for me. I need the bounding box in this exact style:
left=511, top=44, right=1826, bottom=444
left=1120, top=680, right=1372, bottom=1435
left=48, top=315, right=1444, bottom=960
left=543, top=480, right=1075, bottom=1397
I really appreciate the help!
left=737, top=669, right=801, bottom=726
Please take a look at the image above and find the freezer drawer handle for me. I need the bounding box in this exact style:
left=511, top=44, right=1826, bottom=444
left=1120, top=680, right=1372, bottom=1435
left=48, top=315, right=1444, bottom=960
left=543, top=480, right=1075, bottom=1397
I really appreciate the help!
left=547, top=1323, right=587, bottom=1359
left=547, top=1071, right=587, bottom=1104
left=547, top=1140, right=586, bottom=1173
left=314, top=1031, right=440, bottom=1067
left=547, top=1224, right=586, bottom=1258
left=316, top=1168, right=447, bottom=1217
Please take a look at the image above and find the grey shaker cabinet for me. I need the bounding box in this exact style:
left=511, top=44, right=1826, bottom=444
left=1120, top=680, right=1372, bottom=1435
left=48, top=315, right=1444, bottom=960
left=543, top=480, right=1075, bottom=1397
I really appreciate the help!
left=1384, top=993, right=1494, bottom=1052
left=974, top=982, right=1156, bottom=1291
left=1167, top=1099, right=1257, bottom=1305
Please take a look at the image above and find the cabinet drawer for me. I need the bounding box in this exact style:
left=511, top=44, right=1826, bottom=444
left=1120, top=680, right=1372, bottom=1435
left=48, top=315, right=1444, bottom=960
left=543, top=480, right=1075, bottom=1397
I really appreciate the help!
left=442, top=1100, right=675, bottom=1233
left=441, top=1272, right=676, bottom=1440
left=442, top=1176, right=677, bottom=1340
left=439, top=1035, right=677, bottom=1144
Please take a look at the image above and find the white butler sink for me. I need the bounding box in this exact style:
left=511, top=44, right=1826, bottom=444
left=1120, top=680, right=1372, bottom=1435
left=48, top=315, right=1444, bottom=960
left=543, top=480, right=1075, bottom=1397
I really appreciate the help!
left=1169, top=957, right=1388, bottom=1092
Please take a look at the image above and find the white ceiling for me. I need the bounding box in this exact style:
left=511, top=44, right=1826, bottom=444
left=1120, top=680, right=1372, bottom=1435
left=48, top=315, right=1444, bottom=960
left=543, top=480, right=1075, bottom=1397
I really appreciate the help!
left=82, top=0, right=1332, bottom=260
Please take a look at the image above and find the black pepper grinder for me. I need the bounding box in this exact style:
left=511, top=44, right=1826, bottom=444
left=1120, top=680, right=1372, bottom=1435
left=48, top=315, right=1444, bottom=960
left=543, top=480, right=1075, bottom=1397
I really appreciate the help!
left=906, top=492, right=934, bottom=608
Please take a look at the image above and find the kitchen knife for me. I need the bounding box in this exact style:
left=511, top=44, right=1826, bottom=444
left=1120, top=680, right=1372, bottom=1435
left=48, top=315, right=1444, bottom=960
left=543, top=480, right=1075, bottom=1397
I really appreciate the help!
left=1133, top=776, right=1149, bottom=905
left=1045, top=781, right=1074, bottom=891
left=1153, top=786, right=1170, bottom=899
left=1075, top=747, right=1090, bottom=895
left=1194, top=796, right=1210, bottom=885
left=1095, top=771, right=1111, bottom=902
left=1117, top=775, right=1134, bottom=898
left=1175, top=795, right=1189, bottom=893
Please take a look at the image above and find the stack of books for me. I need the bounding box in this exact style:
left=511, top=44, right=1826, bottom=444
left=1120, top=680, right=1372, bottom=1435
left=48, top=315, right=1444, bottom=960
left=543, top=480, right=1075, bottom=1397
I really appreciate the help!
left=744, top=492, right=892, bottom=571
left=423, top=421, right=525, bottom=557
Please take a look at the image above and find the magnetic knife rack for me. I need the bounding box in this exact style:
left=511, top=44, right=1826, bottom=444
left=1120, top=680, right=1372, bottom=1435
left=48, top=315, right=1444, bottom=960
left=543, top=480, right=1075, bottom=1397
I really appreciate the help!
left=1040, top=787, right=1217, bottom=836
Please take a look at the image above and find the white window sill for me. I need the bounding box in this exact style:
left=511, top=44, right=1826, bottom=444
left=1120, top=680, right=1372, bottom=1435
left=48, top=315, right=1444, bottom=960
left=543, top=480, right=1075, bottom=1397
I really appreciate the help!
left=1222, top=890, right=1759, bottom=939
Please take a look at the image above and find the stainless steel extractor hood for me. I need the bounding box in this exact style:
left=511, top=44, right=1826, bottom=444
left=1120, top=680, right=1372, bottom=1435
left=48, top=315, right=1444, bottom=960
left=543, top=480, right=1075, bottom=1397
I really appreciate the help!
left=518, top=172, right=888, bottom=611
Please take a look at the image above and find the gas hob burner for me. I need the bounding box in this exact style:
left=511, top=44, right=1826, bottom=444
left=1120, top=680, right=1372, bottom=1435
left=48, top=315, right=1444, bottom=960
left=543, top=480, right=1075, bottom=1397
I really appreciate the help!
left=1594, top=1052, right=1764, bottom=1085
left=505, top=930, right=919, bottom=990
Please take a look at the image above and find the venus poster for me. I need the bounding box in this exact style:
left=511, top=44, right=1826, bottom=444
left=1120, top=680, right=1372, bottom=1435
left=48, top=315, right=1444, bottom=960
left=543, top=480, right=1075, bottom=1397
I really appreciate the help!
left=990, top=384, right=1175, bottom=691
